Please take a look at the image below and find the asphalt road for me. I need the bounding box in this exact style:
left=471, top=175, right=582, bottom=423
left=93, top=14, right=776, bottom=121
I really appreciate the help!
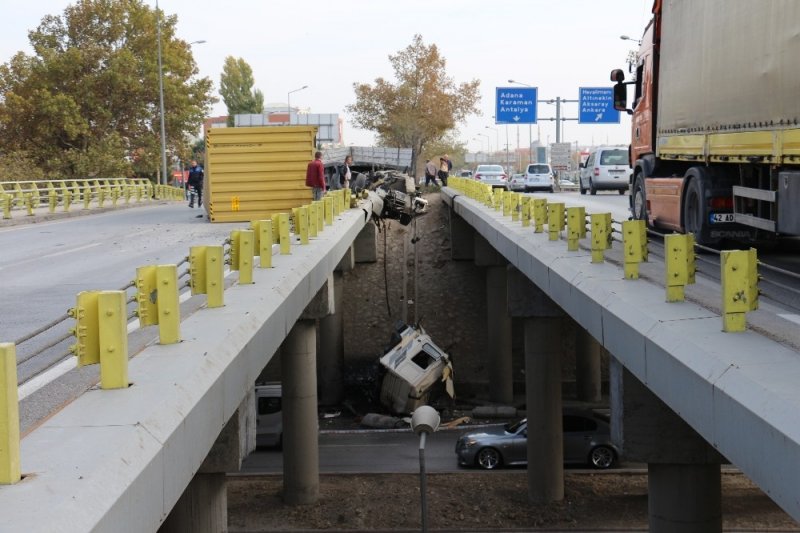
left=0, top=203, right=240, bottom=382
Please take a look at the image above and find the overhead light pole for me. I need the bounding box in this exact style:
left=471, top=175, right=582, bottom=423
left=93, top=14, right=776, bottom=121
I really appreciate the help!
left=485, top=126, right=498, bottom=163
left=620, top=35, right=642, bottom=45
left=287, top=85, right=308, bottom=125
left=156, top=0, right=167, bottom=186
left=508, top=79, right=534, bottom=165
left=478, top=133, right=491, bottom=159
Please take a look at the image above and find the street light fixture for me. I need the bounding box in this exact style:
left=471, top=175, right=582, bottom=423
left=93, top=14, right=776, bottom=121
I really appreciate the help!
left=620, top=35, right=642, bottom=45
left=156, top=0, right=168, bottom=186
left=411, top=406, right=440, bottom=533
left=287, top=85, right=309, bottom=125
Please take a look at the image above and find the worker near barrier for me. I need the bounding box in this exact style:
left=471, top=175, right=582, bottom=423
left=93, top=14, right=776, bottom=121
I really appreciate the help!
left=424, top=159, right=437, bottom=186
left=306, top=151, right=326, bottom=200
left=340, top=155, right=353, bottom=191
left=187, top=160, right=204, bottom=208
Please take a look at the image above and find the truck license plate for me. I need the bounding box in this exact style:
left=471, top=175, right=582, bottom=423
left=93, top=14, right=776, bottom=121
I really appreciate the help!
left=709, top=213, right=734, bottom=223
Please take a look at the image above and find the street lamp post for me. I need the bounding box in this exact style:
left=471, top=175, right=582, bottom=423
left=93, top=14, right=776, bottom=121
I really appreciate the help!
left=472, top=137, right=485, bottom=162
left=620, top=35, right=642, bottom=45
left=508, top=79, right=534, bottom=165
left=485, top=126, right=498, bottom=163
left=411, top=406, right=440, bottom=533
left=287, top=85, right=308, bottom=125
left=156, top=0, right=167, bottom=186
left=478, top=133, right=491, bottom=159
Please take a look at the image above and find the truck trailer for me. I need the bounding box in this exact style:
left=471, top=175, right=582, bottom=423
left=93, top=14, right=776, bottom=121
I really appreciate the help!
left=611, top=0, right=800, bottom=244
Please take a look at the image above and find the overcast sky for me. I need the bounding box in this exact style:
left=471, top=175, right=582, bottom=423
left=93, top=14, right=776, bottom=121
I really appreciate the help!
left=1, top=0, right=652, bottom=152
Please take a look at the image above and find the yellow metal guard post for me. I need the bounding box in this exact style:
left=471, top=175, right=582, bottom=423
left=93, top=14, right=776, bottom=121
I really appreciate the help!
left=664, top=234, right=691, bottom=302
left=324, top=197, right=334, bottom=226
left=206, top=246, right=224, bottom=308
left=548, top=202, right=565, bottom=241
left=576, top=206, right=587, bottom=238
left=98, top=291, right=128, bottom=390
left=622, top=220, right=644, bottom=279
left=299, top=206, right=310, bottom=244
left=566, top=207, right=582, bottom=251
left=70, top=291, right=100, bottom=366
left=315, top=200, right=325, bottom=232
left=590, top=214, right=608, bottom=263
left=0, top=343, right=20, bottom=485
left=687, top=233, right=697, bottom=285
left=291, top=208, right=300, bottom=235
left=156, top=265, right=181, bottom=344
left=135, top=266, right=158, bottom=327
left=258, top=220, right=273, bottom=268
left=47, top=183, right=57, bottom=213
left=510, top=193, right=520, bottom=222
left=2, top=194, right=11, bottom=219
left=249, top=220, right=261, bottom=255
left=229, top=230, right=241, bottom=271
left=521, top=197, right=531, bottom=227
left=502, top=191, right=511, bottom=217
left=238, top=229, right=255, bottom=284
left=189, top=246, right=208, bottom=296
left=532, top=198, right=546, bottom=233
left=271, top=213, right=281, bottom=244
left=308, top=203, right=318, bottom=238
left=279, top=213, right=291, bottom=255
left=721, top=248, right=759, bottom=332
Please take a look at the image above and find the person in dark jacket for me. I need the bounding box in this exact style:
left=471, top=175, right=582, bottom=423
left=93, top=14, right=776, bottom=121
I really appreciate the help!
left=187, top=160, right=204, bottom=208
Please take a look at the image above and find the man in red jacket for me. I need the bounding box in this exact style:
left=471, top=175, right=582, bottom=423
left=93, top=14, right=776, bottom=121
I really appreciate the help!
left=305, top=151, right=326, bottom=200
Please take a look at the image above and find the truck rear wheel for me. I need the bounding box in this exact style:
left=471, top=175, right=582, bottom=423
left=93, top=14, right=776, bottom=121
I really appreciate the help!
left=631, top=173, right=648, bottom=222
left=682, top=167, right=716, bottom=246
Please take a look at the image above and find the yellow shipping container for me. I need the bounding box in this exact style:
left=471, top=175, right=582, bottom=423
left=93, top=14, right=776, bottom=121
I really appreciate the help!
left=206, top=126, right=317, bottom=223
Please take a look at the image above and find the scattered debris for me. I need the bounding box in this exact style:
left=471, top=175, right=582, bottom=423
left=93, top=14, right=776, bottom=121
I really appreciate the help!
left=360, top=413, right=406, bottom=429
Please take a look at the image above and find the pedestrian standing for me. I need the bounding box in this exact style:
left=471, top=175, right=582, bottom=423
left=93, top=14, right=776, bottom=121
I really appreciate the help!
left=306, top=151, right=326, bottom=200
left=187, top=159, right=204, bottom=208
left=438, top=157, right=449, bottom=187
left=341, top=155, right=353, bottom=191
left=424, top=159, right=437, bottom=186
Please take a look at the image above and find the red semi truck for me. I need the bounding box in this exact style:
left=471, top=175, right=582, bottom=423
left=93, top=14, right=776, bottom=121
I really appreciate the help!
left=611, top=0, right=800, bottom=245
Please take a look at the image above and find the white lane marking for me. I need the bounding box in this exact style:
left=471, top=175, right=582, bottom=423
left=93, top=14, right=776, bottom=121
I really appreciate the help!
left=20, top=267, right=235, bottom=399
left=778, top=314, right=800, bottom=326
left=18, top=357, right=78, bottom=401
left=40, top=242, right=103, bottom=260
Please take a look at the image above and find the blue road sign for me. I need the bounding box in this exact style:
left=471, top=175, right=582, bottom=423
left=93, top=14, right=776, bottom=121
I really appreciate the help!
left=579, top=87, right=620, bottom=124
left=496, top=87, right=537, bottom=124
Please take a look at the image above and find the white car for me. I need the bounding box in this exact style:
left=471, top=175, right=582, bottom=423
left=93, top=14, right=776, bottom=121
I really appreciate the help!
left=523, top=164, right=555, bottom=192
left=579, top=146, right=630, bottom=195
left=508, top=174, right=526, bottom=192
left=474, top=164, right=508, bottom=190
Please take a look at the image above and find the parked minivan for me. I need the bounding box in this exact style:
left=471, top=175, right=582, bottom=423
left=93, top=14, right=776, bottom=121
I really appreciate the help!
left=579, top=146, right=630, bottom=195
left=255, top=383, right=282, bottom=448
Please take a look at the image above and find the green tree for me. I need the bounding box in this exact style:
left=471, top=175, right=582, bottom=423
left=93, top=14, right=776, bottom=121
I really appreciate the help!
left=347, top=34, right=480, bottom=177
left=0, top=0, right=215, bottom=180
left=220, top=56, right=264, bottom=127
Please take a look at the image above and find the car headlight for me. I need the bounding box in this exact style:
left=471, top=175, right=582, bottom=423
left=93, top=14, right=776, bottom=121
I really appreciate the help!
left=461, top=438, right=478, bottom=448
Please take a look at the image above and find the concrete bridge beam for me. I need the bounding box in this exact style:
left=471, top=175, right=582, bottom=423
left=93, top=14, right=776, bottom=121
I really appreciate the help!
left=449, top=208, right=475, bottom=260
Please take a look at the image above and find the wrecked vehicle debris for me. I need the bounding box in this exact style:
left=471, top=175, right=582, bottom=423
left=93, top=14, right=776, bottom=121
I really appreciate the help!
left=379, top=322, right=454, bottom=414
left=363, top=171, right=428, bottom=226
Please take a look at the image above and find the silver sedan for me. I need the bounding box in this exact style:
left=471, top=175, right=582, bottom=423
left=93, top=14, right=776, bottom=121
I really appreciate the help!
left=455, top=408, right=619, bottom=470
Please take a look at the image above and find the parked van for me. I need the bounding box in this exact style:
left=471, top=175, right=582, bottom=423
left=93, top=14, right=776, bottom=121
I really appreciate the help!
left=579, top=146, right=630, bottom=195
left=255, top=383, right=282, bottom=448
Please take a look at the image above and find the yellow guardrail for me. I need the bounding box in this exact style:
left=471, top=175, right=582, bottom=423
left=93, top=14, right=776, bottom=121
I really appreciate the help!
left=0, top=178, right=185, bottom=220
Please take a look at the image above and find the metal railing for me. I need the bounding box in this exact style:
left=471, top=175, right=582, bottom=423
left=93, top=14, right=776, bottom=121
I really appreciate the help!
left=0, top=178, right=185, bottom=219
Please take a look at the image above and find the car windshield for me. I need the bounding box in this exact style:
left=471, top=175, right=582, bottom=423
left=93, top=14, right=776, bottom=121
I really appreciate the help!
left=527, top=165, right=550, bottom=174
left=477, top=165, right=504, bottom=173
left=599, top=150, right=628, bottom=165
left=505, top=418, right=526, bottom=433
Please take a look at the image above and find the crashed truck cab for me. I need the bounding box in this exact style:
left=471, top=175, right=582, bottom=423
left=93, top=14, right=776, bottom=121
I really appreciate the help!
left=379, top=323, right=454, bottom=414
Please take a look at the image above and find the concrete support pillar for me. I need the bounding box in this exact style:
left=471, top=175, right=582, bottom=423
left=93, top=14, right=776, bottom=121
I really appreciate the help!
left=318, top=272, right=344, bottom=405
left=575, top=326, right=601, bottom=403
left=611, top=361, right=722, bottom=532
left=281, top=320, right=319, bottom=505
left=524, top=317, right=563, bottom=503
left=486, top=266, right=512, bottom=404
left=161, top=390, right=255, bottom=533
left=160, top=474, right=227, bottom=533
left=449, top=208, right=475, bottom=260
left=649, top=463, right=722, bottom=533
